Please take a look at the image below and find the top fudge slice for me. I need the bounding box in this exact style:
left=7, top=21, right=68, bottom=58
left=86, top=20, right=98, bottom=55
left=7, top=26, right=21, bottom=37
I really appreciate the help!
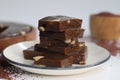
left=38, top=15, right=82, bottom=32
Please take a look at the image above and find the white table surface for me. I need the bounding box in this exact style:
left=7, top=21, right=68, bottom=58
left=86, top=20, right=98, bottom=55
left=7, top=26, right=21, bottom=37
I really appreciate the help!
left=8, top=56, right=120, bottom=80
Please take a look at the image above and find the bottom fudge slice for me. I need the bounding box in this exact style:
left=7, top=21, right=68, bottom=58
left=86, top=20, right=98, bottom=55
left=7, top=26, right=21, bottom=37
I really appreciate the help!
left=23, top=47, right=73, bottom=68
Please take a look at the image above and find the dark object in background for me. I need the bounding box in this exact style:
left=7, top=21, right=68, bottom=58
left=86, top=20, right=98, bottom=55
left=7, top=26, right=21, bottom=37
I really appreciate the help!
left=0, top=22, right=36, bottom=52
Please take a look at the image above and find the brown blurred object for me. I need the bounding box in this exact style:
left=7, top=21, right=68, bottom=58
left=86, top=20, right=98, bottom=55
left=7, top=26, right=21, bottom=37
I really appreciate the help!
left=89, top=12, right=120, bottom=56
left=84, top=36, right=120, bottom=56
left=90, top=12, right=120, bottom=40
left=0, top=22, right=37, bottom=52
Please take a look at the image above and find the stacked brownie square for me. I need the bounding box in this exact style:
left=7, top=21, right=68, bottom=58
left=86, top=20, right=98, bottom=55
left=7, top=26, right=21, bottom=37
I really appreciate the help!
left=23, top=16, right=87, bottom=68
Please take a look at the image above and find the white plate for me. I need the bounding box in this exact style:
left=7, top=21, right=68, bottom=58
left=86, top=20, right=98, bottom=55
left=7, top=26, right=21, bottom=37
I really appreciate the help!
left=2, top=41, right=110, bottom=75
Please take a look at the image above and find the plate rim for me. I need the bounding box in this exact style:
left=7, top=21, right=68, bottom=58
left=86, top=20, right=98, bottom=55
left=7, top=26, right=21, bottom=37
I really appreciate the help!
left=2, top=41, right=111, bottom=70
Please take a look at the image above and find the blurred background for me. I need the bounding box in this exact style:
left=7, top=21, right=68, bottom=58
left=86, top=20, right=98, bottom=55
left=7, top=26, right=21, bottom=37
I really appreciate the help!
left=0, top=1, right=120, bottom=79
left=0, top=0, right=120, bottom=36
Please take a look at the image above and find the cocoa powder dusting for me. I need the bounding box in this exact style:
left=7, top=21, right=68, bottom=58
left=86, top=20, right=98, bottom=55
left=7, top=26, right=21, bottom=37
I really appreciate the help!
left=0, top=55, right=11, bottom=80
left=84, top=36, right=120, bottom=56
left=0, top=56, right=26, bottom=80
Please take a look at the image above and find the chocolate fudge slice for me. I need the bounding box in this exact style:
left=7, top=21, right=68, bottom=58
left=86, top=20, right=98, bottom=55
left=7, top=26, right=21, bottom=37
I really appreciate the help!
left=23, top=47, right=73, bottom=68
left=34, top=42, right=85, bottom=56
left=40, top=28, right=84, bottom=40
left=23, top=46, right=87, bottom=65
left=33, top=55, right=73, bottom=68
left=38, top=15, right=82, bottom=32
left=40, top=37, right=78, bottom=47
left=23, top=46, right=41, bottom=59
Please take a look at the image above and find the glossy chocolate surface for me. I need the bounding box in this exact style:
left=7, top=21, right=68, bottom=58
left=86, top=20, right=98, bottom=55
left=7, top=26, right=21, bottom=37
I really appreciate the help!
left=0, top=22, right=32, bottom=39
left=38, top=15, right=82, bottom=32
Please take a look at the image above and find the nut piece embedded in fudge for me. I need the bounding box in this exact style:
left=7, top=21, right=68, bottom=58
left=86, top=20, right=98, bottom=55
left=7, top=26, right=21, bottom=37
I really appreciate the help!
left=38, top=15, right=82, bottom=32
